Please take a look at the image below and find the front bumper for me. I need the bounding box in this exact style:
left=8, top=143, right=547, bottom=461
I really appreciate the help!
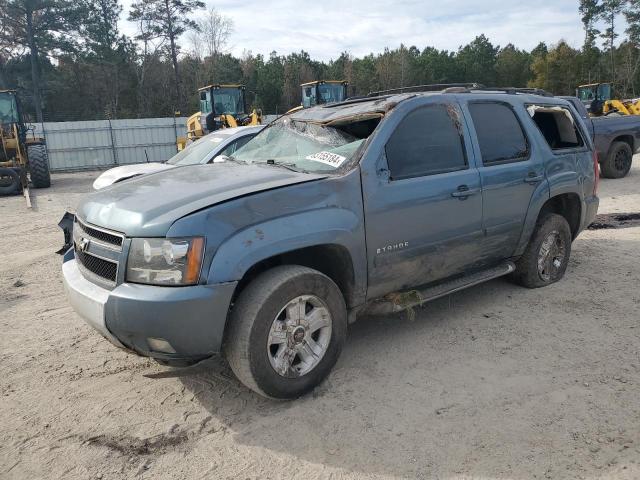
left=62, top=258, right=128, bottom=349
left=62, top=257, right=237, bottom=361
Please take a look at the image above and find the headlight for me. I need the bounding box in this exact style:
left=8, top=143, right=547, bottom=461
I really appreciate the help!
left=126, top=237, right=205, bottom=286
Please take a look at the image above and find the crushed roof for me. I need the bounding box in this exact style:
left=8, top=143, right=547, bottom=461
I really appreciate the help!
left=288, top=90, right=571, bottom=123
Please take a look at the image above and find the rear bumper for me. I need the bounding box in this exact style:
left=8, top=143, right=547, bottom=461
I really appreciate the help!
left=62, top=256, right=237, bottom=361
left=582, top=194, right=599, bottom=231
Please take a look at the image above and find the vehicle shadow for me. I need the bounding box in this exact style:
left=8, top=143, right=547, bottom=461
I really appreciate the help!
left=178, top=256, right=637, bottom=478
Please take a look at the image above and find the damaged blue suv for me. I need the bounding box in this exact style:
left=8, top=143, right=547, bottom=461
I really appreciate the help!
left=62, top=86, right=599, bottom=399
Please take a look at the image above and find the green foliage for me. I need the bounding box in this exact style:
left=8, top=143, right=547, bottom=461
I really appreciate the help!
left=579, top=0, right=603, bottom=49
left=128, top=0, right=204, bottom=44
left=457, top=35, right=499, bottom=85
left=496, top=44, right=532, bottom=87
left=530, top=41, right=582, bottom=94
left=625, top=0, right=640, bottom=46
left=0, top=0, right=85, bottom=119
left=129, top=0, right=204, bottom=110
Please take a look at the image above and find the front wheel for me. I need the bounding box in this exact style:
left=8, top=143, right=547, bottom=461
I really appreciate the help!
left=511, top=213, right=572, bottom=288
left=225, top=265, right=347, bottom=399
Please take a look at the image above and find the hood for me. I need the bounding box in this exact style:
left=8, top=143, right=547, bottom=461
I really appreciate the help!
left=78, top=163, right=327, bottom=236
left=92, top=163, right=175, bottom=190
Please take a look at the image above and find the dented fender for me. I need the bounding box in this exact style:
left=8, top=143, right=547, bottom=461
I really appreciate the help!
left=206, top=207, right=367, bottom=304
left=513, top=178, right=551, bottom=256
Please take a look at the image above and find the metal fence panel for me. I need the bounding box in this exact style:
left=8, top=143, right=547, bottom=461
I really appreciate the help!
left=32, top=117, right=188, bottom=172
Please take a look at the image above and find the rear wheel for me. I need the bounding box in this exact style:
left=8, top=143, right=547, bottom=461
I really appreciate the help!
left=601, top=141, right=633, bottom=179
left=28, top=144, right=51, bottom=188
left=225, top=265, right=347, bottom=399
left=512, top=213, right=572, bottom=288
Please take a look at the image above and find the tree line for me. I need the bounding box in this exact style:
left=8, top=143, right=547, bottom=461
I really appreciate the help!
left=1, top=0, right=640, bottom=122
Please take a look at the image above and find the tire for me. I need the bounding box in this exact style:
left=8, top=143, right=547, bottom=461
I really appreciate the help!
left=511, top=213, right=572, bottom=289
left=0, top=167, right=21, bottom=195
left=601, top=141, right=633, bottom=179
left=225, top=265, right=347, bottom=399
left=28, top=144, right=51, bottom=188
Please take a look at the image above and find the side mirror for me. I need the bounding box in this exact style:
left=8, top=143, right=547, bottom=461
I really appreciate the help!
left=212, top=155, right=230, bottom=163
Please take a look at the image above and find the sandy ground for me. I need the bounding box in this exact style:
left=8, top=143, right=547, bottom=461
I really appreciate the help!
left=1, top=162, right=639, bottom=480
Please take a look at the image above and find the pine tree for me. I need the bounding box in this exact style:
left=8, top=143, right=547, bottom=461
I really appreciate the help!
left=600, top=0, right=625, bottom=80
left=0, top=0, right=84, bottom=121
left=129, top=0, right=204, bottom=113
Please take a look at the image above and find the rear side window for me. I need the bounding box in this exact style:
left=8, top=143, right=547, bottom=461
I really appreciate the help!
left=385, top=104, right=467, bottom=180
left=527, top=105, right=584, bottom=150
left=469, top=103, right=528, bottom=165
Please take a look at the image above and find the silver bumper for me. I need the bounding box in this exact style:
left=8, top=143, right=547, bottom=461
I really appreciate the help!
left=62, top=259, right=126, bottom=349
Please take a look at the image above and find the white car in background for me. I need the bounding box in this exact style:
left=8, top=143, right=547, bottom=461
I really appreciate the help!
left=92, top=125, right=264, bottom=190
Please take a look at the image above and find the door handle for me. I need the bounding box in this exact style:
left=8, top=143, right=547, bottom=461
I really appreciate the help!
left=524, top=173, right=544, bottom=184
left=451, top=185, right=480, bottom=198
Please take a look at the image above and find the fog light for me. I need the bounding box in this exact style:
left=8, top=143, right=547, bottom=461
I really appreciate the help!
left=147, top=337, right=176, bottom=354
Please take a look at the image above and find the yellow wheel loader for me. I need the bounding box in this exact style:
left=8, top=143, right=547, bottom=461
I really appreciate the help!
left=576, top=83, right=640, bottom=116
left=178, top=84, right=262, bottom=150
left=287, top=80, right=349, bottom=114
left=0, top=90, right=50, bottom=201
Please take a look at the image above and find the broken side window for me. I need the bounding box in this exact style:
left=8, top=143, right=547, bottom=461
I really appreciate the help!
left=527, top=105, right=584, bottom=150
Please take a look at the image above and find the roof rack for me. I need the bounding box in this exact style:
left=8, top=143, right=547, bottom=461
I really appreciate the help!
left=367, top=83, right=485, bottom=97
left=366, top=84, right=555, bottom=98
left=471, top=87, right=554, bottom=97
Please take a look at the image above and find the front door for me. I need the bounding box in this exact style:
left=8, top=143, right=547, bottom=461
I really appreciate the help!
left=362, top=103, right=484, bottom=300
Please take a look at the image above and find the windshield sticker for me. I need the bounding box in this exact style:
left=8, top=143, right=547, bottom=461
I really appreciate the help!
left=305, top=151, right=347, bottom=167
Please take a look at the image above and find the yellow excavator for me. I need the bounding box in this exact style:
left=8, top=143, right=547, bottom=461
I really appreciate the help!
left=178, top=84, right=262, bottom=149
left=576, top=83, right=640, bottom=116
left=287, top=80, right=349, bottom=114
left=0, top=89, right=50, bottom=205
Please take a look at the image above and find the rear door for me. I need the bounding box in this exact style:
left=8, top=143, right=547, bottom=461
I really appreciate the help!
left=361, top=102, right=484, bottom=299
left=463, top=101, right=547, bottom=262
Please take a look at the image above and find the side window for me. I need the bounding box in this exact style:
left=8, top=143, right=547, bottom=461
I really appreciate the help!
left=469, top=103, right=528, bottom=165
left=233, top=135, right=253, bottom=153
left=217, top=135, right=253, bottom=158
left=528, top=105, right=584, bottom=150
left=385, top=104, right=467, bottom=180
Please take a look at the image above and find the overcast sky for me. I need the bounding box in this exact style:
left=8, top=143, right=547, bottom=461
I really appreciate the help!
left=119, top=0, right=625, bottom=61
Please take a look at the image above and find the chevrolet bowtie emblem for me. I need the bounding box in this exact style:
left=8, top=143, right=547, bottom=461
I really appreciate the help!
left=77, top=237, right=90, bottom=252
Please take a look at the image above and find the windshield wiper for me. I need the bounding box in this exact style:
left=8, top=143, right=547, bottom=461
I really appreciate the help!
left=265, top=159, right=307, bottom=173
left=211, top=154, right=246, bottom=165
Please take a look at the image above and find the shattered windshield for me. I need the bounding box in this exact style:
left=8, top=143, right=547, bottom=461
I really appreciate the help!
left=232, top=117, right=367, bottom=173
left=0, top=93, right=19, bottom=124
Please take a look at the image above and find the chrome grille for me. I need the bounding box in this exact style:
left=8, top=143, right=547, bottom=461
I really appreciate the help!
left=73, top=218, right=124, bottom=288
left=74, top=218, right=124, bottom=250
left=75, top=249, right=117, bottom=282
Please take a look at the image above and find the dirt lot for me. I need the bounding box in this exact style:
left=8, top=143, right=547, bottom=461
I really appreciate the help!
left=1, top=163, right=640, bottom=480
